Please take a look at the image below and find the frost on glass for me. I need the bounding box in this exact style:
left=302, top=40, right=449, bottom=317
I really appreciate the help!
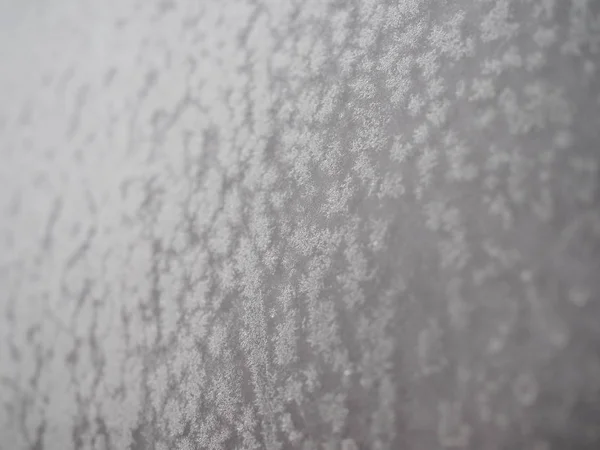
left=1, top=0, right=599, bottom=449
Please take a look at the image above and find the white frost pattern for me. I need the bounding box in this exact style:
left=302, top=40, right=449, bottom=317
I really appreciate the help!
left=1, top=0, right=600, bottom=449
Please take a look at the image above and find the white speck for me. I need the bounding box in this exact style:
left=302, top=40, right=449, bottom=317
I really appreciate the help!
left=520, top=270, right=533, bottom=283
left=568, top=288, right=590, bottom=308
